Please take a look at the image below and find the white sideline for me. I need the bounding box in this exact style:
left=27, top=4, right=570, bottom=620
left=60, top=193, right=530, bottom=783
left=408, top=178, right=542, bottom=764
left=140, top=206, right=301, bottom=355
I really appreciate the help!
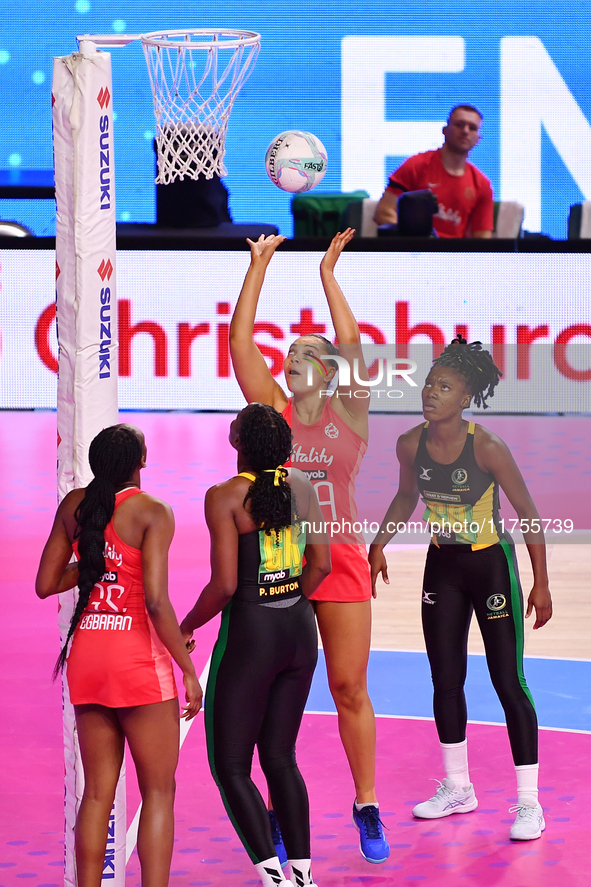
left=125, top=657, right=212, bottom=863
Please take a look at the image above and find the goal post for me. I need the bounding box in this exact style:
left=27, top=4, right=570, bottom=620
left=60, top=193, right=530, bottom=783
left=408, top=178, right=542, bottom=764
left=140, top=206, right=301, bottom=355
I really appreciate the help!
left=51, top=29, right=261, bottom=886
left=53, top=43, right=123, bottom=887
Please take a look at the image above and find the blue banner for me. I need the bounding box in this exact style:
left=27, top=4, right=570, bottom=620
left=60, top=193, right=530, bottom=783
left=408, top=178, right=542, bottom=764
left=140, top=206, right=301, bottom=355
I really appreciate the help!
left=1, top=1, right=589, bottom=237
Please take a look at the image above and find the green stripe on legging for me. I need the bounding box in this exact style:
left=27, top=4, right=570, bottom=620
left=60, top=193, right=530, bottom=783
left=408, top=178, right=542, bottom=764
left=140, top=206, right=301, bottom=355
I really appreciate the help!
left=500, top=538, right=536, bottom=711
left=204, top=600, right=259, bottom=863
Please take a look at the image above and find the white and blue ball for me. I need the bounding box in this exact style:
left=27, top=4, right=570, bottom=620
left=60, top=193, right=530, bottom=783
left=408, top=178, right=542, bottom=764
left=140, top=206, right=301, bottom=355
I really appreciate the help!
left=265, top=130, right=327, bottom=193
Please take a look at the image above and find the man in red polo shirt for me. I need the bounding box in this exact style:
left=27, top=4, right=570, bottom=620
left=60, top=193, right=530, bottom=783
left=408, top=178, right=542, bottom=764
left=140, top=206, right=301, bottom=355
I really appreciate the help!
left=374, top=104, right=494, bottom=238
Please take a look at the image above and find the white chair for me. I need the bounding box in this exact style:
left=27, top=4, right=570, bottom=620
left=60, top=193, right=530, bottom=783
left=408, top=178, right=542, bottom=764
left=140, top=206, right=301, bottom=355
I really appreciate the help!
left=568, top=202, right=591, bottom=238
left=343, top=197, right=378, bottom=236
left=358, top=198, right=379, bottom=237
left=492, top=201, right=524, bottom=238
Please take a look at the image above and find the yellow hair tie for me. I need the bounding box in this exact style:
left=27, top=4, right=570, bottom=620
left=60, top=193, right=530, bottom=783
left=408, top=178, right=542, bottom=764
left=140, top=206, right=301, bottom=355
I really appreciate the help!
left=264, top=466, right=286, bottom=486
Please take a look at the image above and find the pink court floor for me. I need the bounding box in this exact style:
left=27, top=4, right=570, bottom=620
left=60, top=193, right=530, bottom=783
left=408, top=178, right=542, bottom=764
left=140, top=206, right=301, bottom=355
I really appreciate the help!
left=1, top=411, right=589, bottom=886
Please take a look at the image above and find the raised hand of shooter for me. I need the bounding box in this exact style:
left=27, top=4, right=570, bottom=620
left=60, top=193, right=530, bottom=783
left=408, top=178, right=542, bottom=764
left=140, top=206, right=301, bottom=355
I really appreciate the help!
left=245, top=233, right=286, bottom=267
left=320, top=228, right=356, bottom=275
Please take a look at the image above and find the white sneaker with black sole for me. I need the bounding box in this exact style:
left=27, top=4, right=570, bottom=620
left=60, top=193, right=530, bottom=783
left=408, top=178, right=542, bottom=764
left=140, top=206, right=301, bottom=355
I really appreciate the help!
left=412, top=778, right=478, bottom=819
left=509, top=802, right=546, bottom=840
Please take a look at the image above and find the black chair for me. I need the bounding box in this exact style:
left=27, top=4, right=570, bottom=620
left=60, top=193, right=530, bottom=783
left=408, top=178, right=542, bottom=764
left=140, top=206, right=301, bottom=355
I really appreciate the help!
left=378, top=189, right=439, bottom=237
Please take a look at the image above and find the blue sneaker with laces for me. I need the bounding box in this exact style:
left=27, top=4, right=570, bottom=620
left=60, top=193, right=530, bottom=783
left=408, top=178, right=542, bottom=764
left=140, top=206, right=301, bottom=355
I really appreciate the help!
left=352, top=802, right=390, bottom=864
left=268, top=809, right=288, bottom=868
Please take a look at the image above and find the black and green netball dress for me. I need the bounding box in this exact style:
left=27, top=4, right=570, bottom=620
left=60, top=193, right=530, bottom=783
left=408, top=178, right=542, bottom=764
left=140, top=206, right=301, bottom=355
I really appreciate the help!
left=205, top=473, right=318, bottom=864
left=415, top=422, right=538, bottom=765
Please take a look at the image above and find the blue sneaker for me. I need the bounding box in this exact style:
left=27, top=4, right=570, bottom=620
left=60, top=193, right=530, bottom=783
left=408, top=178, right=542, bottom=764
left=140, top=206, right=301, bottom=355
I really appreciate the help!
left=268, top=809, right=288, bottom=869
left=352, top=803, right=390, bottom=864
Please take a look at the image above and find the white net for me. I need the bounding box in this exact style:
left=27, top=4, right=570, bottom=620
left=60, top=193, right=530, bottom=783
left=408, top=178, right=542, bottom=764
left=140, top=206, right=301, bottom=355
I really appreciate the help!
left=141, top=29, right=261, bottom=184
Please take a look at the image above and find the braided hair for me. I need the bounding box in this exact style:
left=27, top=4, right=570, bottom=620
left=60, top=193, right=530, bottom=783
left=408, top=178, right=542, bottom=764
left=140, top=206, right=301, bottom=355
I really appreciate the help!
left=53, top=424, right=143, bottom=678
left=431, top=336, right=502, bottom=409
left=239, top=403, right=295, bottom=536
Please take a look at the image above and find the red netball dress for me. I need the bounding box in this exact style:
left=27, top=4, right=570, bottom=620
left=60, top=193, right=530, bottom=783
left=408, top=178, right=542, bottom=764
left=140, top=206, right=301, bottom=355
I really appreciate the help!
left=66, top=488, right=177, bottom=707
left=283, top=398, right=371, bottom=602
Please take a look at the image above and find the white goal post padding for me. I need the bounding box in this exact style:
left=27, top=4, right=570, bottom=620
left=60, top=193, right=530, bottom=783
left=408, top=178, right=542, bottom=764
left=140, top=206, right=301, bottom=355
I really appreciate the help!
left=52, top=48, right=124, bottom=887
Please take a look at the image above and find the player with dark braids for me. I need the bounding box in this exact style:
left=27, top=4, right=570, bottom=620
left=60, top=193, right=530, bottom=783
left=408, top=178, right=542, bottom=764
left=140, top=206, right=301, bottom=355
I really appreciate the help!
left=230, top=231, right=391, bottom=866
left=181, top=403, right=331, bottom=887
left=369, top=338, right=553, bottom=842
left=36, top=424, right=201, bottom=887
left=240, top=401, right=294, bottom=533
left=432, top=336, right=502, bottom=409
left=52, top=425, right=144, bottom=676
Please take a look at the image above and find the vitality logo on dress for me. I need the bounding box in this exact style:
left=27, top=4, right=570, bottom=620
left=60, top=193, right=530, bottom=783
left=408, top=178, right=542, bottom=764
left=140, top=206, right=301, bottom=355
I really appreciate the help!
left=103, top=540, right=123, bottom=566
left=291, top=444, right=334, bottom=466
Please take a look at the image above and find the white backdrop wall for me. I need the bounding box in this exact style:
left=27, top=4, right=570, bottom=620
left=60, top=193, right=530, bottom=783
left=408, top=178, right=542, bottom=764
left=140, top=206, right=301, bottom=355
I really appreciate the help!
left=1, top=249, right=589, bottom=412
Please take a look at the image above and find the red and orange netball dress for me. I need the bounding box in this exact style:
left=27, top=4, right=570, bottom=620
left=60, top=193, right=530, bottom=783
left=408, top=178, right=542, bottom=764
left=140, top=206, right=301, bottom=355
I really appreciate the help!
left=283, top=398, right=371, bottom=602
left=66, top=488, right=177, bottom=707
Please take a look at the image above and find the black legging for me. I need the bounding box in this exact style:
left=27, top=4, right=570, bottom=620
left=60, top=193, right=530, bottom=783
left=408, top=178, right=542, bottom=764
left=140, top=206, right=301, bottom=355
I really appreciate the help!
left=421, top=540, right=538, bottom=766
left=205, top=595, right=318, bottom=864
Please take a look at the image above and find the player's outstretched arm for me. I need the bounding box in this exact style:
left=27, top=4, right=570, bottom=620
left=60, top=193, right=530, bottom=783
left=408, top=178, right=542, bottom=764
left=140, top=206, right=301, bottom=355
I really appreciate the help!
left=319, top=228, right=372, bottom=428
left=320, top=228, right=359, bottom=345
left=230, top=234, right=289, bottom=410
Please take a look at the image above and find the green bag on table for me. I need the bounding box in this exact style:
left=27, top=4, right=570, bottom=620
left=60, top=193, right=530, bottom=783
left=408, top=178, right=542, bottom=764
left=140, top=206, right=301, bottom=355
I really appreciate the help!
left=291, top=190, right=369, bottom=237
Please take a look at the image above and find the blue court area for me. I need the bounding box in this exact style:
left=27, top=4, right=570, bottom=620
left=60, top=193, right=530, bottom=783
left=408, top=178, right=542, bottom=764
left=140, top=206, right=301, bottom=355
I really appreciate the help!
left=307, top=650, right=591, bottom=732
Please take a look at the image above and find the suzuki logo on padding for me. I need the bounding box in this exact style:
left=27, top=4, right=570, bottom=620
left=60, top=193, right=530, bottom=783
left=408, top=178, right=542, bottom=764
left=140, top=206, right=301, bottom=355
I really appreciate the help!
left=98, top=259, right=113, bottom=281
left=97, top=87, right=111, bottom=109
left=99, top=284, right=112, bottom=380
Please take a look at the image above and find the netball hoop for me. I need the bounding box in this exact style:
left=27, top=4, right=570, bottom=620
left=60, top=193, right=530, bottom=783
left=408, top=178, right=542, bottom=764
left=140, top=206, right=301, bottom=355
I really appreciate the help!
left=76, top=29, right=261, bottom=183
left=141, top=29, right=261, bottom=183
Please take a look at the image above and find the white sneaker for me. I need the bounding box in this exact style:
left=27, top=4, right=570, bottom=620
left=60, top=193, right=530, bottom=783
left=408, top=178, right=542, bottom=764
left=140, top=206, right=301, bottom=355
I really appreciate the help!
left=412, top=778, right=478, bottom=819
left=290, top=871, right=319, bottom=887
left=509, top=802, right=546, bottom=840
